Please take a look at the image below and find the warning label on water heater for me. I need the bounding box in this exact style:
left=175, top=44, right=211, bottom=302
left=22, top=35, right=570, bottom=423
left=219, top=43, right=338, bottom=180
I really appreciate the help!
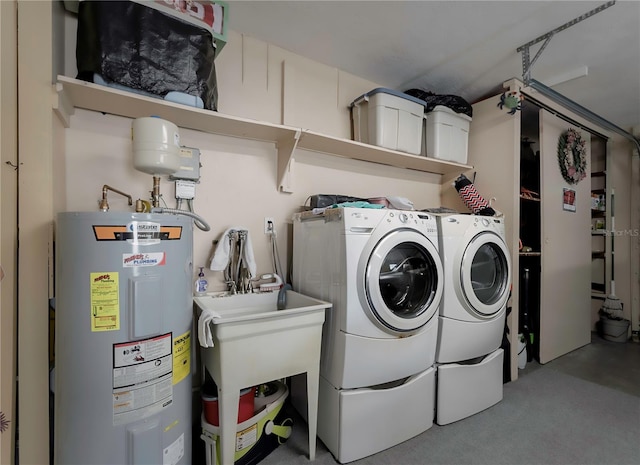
left=172, top=331, right=191, bottom=385
left=112, top=333, right=173, bottom=426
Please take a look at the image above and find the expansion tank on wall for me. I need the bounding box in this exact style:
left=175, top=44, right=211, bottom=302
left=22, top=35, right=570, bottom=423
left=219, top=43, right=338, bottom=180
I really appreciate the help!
left=55, top=211, right=193, bottom=464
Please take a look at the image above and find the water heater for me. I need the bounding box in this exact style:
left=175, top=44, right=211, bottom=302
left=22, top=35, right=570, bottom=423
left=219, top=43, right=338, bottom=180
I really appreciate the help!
left=55, top=211, right=193, bottom=464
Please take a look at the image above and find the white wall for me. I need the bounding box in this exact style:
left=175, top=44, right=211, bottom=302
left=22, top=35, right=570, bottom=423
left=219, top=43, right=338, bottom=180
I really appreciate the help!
left=59, top=28, right=443, bottom=292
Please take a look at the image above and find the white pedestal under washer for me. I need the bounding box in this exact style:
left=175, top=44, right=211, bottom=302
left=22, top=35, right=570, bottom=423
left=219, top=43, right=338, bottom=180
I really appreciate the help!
left=291, top=207, right=444, bottom=463
left=434, top=213, right=511, bottom=425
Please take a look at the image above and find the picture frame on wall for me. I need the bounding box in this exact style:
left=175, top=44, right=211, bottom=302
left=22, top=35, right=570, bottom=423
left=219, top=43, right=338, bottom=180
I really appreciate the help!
left=563, top=187, right=576, bottom=212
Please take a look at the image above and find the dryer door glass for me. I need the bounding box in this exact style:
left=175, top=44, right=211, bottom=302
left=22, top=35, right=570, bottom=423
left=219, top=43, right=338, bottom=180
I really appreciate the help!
left=471, top=243, right=509, bottom=305
left=460, top=232, right=511, bottom=317
left=365, top=230, right=443, bottom=332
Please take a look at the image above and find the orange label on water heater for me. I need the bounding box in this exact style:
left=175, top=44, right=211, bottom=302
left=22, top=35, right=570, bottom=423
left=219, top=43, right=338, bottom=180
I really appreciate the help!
left=90, top=272, right=120, bottom=332
left=93, top=225, right=183, bottom=241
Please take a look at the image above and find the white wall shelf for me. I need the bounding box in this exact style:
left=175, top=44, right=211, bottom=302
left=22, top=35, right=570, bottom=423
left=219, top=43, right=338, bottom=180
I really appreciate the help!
left=54, top=76, right=473, bottom=192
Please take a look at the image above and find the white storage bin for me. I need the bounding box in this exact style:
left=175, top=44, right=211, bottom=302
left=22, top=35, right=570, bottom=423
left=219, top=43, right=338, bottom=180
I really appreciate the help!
left=350, top=88, right=426, bottom=155
left=425, top=105, right=472, bottom=164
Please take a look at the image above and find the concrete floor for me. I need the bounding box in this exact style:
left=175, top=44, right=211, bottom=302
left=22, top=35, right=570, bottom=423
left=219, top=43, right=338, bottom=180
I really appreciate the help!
left=519, top=332, right=640, bottom=397
left=192, top=332, right=639, bottom=464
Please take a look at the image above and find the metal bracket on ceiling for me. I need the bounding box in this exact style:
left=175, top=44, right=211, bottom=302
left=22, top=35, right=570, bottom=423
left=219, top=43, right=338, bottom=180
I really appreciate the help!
left=515, top=1, right=640, bottom=152
left=517, top=1, right=616, bottom=86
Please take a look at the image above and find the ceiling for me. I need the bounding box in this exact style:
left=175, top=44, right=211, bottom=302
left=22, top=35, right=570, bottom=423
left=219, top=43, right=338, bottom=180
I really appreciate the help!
left=227, top=1, right=640, bottom=130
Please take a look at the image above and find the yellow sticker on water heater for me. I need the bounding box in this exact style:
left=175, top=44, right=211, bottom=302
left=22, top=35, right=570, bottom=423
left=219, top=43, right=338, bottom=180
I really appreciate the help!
left=90, top=272, right=120, bottom=332
left=172, top=331, right=191, bottom=384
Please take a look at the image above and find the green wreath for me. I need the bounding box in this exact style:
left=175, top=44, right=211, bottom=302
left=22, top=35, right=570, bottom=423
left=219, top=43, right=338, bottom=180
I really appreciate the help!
left=557, top=128, right=587, bottom=184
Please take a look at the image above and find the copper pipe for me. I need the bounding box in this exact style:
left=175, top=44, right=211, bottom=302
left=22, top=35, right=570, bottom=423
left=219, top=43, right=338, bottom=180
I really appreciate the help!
left=99, top=185, right=133, bottom=212
left=151, top=176, right=161, bottom=208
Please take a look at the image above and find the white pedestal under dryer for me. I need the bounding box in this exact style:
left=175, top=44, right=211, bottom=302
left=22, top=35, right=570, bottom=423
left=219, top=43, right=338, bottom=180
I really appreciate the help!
left=291, top=207, right=444, bottom=463
left=434, top=214, right=511, bottom=425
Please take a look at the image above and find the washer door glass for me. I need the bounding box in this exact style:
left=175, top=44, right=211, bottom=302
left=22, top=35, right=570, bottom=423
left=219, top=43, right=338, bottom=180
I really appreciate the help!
left=461, top=232, right=511, bottom=317
left=365, top=230, right=443, bottom=332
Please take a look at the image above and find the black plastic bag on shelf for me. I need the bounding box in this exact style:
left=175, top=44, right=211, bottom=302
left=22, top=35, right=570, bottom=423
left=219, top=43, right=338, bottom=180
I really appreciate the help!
left=76, top=1, right=218, bottom=110
left=404, top=88, right=472, bottom=118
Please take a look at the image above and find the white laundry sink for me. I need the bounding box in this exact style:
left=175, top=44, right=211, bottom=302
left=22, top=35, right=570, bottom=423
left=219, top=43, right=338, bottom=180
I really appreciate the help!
left=193, top=290, right=331, bottom=379
left=194, top=291, right=330, bottom=338
left=194, top=290, right=331, bottom=464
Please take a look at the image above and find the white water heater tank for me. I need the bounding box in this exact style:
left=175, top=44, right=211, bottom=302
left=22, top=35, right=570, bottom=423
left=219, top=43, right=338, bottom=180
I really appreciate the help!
left=55, top=211, right=193, bottom=464
left=132, top=117, right=182, bottom=175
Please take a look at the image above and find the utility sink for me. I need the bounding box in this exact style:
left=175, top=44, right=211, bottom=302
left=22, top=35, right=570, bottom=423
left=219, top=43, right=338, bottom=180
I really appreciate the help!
left=193, top=290, right=331, bottom=464
left=194, top=290, right=330, bottom=328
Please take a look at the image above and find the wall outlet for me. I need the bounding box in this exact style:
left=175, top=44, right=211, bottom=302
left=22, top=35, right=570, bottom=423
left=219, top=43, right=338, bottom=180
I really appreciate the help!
left=264, top=217, right=274, bottom=234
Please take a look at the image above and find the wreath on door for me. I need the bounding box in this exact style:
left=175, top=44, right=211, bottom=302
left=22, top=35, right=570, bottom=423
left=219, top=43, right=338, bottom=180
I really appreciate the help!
left=557, top=128, right=587, bottom=184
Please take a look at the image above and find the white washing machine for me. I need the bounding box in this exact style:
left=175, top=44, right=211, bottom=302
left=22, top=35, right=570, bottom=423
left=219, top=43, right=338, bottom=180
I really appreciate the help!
left=291, top=207, right=443, bottom=463
left=435, top=214, right=511, bottom=425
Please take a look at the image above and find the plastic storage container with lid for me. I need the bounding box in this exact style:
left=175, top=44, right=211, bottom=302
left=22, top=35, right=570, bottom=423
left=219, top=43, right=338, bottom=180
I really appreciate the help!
left=350, top=88, right=426, bottom=155
left=424, top=105, right=472, bottom=164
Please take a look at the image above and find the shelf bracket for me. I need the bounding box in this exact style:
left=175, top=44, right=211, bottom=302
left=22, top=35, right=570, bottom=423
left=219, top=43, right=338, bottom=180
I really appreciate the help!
left=53, top=82, right=74, bottom=128
left=277, top=129, right=301, bottom=193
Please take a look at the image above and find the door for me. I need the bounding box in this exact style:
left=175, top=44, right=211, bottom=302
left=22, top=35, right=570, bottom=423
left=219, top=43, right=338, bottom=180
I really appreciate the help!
left=364, top=229, right=443, bottom=332
left=1, top=2, right=18, bottom=463
left=539, top=110, right=591, bottom=363
left=460, top=230, right=511, bottom=318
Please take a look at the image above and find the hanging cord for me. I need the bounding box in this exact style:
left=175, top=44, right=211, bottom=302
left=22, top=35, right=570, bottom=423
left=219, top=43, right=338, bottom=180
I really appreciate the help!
left=150, top=207, right=211, bottom=232
left=268, top=220, right=284, bottom=280
left=236, top=231, right=247, bottom=292
left=224, top=232, right=237, bottom=294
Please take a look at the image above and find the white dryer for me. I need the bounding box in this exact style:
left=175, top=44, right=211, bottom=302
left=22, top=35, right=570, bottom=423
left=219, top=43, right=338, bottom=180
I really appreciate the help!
left=436, top=214, right=511, bottom=362
left=435, top=214, right=511, bottom=425
left=292, top=207, right=443, bottom=463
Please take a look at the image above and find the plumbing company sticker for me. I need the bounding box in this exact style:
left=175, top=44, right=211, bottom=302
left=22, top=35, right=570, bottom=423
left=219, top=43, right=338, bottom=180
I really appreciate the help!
left=123, top=252, right=166, bottom=267
left=112, top=333, right=173, bottom=426
left=90, top=272, right=120, bottom=332
left=172, top=331, right=191, bottom=385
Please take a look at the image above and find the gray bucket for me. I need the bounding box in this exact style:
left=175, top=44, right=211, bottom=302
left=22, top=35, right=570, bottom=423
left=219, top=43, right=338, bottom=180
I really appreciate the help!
left=600, top=317, right=630, bottom=343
